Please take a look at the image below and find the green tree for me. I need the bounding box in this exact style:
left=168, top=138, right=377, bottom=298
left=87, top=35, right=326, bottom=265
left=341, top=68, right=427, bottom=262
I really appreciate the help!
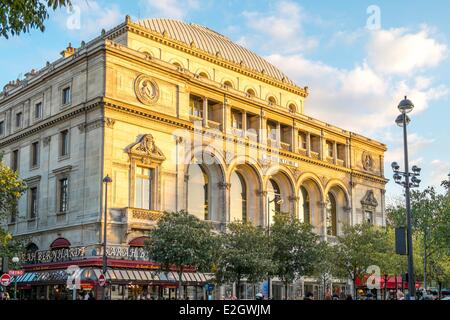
left=0, top=155, right=26, bottom=263
left=334, top=223, right=388, bottom=297
left=270, top=212, right=321, bottom=299
left=386, top=183, right=450, bottom=291
left=313, top=241, right=343, bottom=299
left=0, top=0, right=70, bottom=38
left=144, top=210, right=218, bottom=299
left=215, top=221, right=272, bottom=299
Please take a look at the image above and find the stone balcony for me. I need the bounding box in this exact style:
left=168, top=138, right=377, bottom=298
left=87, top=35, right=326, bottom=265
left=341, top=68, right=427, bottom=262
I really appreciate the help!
left=124, top=207, right=164, bottom=231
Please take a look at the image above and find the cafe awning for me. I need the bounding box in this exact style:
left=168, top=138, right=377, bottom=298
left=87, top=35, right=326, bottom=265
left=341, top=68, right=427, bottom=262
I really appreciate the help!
left=14, top=268, right=213, bottom=286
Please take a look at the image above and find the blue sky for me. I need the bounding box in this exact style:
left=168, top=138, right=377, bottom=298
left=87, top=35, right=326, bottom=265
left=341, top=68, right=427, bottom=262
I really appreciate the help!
left=1, top=0, right=449, bottom=202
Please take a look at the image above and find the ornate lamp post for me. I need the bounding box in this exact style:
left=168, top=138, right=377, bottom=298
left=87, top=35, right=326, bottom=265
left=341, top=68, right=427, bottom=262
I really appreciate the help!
left=391, top=96, right=421, bottom=300
left=102, top=175, right=112, bottom=299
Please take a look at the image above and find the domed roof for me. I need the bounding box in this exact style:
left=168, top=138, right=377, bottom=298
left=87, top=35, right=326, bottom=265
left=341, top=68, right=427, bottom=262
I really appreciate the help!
left=136, top=18, right=295, bottom=85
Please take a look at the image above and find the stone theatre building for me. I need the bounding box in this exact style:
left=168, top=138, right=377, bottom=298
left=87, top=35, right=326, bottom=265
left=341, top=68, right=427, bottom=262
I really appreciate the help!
left=0, top=17, right=387, bottom=299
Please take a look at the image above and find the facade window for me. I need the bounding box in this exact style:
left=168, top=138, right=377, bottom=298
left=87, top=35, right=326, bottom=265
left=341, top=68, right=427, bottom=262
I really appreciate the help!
left=299, top=186, right=310, bottom=224
left=267, top=179, right=281, bottom=225
left=365, top=211, right=373, bottom=224
left=60, top=129, right=69, bottom=157
left=267, top=121, right=277, bottom=141
left=15, top=112, right=22, bottom=128
left=35, top=102, right=42, bottom=119
left=246, top=88, right=256, bottom=97
left=327, top=141, right=334, bottom=158
left=31, top=141, right=39, bottom=167
left=268, top=96, right=276, bottom=106
left=11, top=149, right=19, bottom=172
left=62, top=87, right=71, bottom=105
left=10, top=202, right=18, bottom=224
left=29, top=187, right=38, bottom=219
left=0, top=120, right=4, bottom=136
left=135, top=166, right=155, bottom=210
left=189, top=95, right=203, bottom=118
left=326, top=193, right=337, bottom=236
left=230, top=171, right=247, bottom=222
left=231, top=110, right=243, bottom=129
left=59, top=178, right=69, bottom=213
left=298, top=132, right=307, bottom=149
left=187, top=164, right=209, bottom=220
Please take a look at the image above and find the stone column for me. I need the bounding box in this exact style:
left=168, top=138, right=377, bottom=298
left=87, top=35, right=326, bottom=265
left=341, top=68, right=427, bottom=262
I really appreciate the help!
left=345, top=138, right=351, bottom=168
left=289, top=196, right=299, bottom=221
left=292, top=126, right=299, bottom=153
left=319, top=201, right=327, bottom=241
left=258, top=190, right=268, bottom=227
left=333, top=142, right=337, bottom=164
left=203, top=96, right=208, bottom=127
left=276, top=122, right=281, bottom=147
left=218, top=182, right=231, bottom=229
left=319, top=130, right=325, bottom=160
left=306, top=132, right=311, bottom=157
left=259, top=110, right=267, bottom=145
left=242, top=110, right=247, bottom=133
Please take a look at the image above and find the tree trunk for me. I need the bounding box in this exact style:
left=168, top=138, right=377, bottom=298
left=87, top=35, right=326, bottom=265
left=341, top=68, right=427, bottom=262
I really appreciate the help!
left=178, top=270, right=183, bottom=300
left=353, top=277, right=357, bottom=299
left=285, top=281, right=289, bottom=300
left=423, top=231, right=427, bottom=289
left=236, top=279, right=240, bottom=300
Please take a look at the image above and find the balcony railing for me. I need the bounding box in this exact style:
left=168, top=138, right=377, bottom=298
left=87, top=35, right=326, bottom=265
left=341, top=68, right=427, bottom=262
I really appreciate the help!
left=125, top=207, right=164, bottom=230
left=207, top=119, right=221, bottom=130
left=280, top=142, right=291, bottom=151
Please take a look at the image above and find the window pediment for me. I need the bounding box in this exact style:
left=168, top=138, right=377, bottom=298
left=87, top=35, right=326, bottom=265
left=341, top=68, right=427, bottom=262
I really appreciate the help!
left=128, top=134, right=165, bottom=163
left=361, top=190, right=378, bottom=209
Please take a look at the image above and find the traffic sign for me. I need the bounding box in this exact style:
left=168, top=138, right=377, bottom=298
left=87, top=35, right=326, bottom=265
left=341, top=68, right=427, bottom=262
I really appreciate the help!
left=98, top=273, right=107, bottom=287
left=0, top=274, right=12, bottom=286
left=8, top=270, right=24, bottom=276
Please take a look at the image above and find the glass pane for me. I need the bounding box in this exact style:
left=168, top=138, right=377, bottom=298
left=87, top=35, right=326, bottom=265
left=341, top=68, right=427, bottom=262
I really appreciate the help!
left=135, top=178, right=142, bottom=208
left=143, top=178, right=150, bottom=210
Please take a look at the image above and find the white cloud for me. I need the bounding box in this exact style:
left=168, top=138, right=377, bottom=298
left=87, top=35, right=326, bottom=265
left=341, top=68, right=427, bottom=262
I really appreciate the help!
left=429, top=160, right=450, bottom=186
left=266, top=54, right=448, bottom=134
left=383, top=133, right=435, bottom=165
left=240, top=1, right=318, bottom=54
left=138, top=0, right=199, bottom=20
left=53, top=0, right=123, bottom=38
left=367, top=26, right=448, bottom=75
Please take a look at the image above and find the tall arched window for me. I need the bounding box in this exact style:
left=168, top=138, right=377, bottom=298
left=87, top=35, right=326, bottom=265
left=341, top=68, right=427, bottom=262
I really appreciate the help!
left=299, top=186, right=310, bottom=224
left=230, top=171, right=247, bottom=222
left=267, top=179, right=281, bottom=225
left=187, top=164, right=209, bottom=220
left=326, top=193, right=337, bottom=236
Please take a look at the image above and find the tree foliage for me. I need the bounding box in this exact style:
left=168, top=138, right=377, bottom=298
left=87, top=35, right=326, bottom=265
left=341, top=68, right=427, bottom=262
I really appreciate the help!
left=0, top=155, right=26, bottom=221
left=270, top=212, right=321, bottom=298
left=144, top=211, right=218, bottom=298
left=386, top=183, right=450, bottom=288
left=333, top=223, right=388, bottom=295
left=215, top=221, right=272, bottom=298
left=0, top=0, right=70, bottom=38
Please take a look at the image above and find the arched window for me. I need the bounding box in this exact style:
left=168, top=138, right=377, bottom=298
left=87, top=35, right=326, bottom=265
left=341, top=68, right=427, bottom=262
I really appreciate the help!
left=246, top=88, right=256, bottom=97
left=187, top=164, right=209, bottom=220
left=326, top=193, right=337, bottom=236
left=267, top=179, right=281, bottom=225
left=198, top=72, right=209, bottom=79
left=299, top=186, right=310, bottom=224
left=288, top=103, right=297, bottom=113
left=26, top=243, right=39, bottom=253
left=268, top=96, right=276, bottom=106
left=223, top=81, right=233, bottom=89
left=230, top=171, right=247, bottom=222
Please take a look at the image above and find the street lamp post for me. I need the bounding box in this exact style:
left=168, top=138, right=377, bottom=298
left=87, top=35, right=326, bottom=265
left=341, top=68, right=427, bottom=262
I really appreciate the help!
left=11, top=256, right=19, bottom=300
left=266, top=194, right=283, bottom=300
left=391, top=96, right=421, bottom=300
left=102, top=175, right=112, bottom=300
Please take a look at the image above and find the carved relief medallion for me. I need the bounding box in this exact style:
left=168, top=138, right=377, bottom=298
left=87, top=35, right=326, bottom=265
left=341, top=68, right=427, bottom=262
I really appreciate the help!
left=362, top=151, right=374, bottom=171
left=134, top=74, right=159, bottom=105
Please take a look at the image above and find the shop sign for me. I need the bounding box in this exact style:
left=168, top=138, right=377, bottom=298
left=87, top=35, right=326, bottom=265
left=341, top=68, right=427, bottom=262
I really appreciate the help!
left=104, top=246, right=149, bottom=261
left=24, top=247, right=86, bottom=264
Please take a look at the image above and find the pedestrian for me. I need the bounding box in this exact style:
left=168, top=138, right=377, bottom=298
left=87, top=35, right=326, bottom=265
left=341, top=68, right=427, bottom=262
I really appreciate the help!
left=255, top=292, right=264, bottom=300
left=88, top=292, right=96, bottom=300
left=396, top=291, right=405, bottom=300
left=345, top=294, right=353, bottom=300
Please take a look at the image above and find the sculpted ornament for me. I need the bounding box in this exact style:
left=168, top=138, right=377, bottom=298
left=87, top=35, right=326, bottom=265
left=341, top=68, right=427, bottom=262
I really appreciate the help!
left=362, top=152, right=374, bottom=171
left=134, top=74, right=159, bottom=105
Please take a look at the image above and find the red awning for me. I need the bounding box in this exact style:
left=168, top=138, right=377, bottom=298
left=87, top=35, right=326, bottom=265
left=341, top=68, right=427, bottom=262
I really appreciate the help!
left=128, top=236, right=150, bottom=247
left=49, top=237, right=71, bottom=249
left=356, top=275, right=421, bottom=289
